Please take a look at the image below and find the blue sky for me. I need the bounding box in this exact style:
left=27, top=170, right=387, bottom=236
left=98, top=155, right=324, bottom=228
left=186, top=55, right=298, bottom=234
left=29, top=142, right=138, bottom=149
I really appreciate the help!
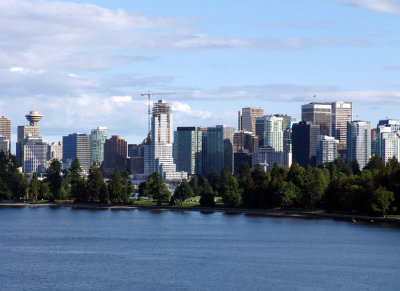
left=1, top=0, right=400, bottom=148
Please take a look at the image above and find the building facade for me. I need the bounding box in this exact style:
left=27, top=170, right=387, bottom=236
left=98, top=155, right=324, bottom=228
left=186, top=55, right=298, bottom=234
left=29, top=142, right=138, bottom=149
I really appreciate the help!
left=0, top=136, right=10, bottom=154
left=252, top=147, right=292, bottom=171
left=292, top=121, right=321, bottom=168
left=149, top=100, right=187, bottom=180
left=62, top=133, right=91, bottom=174
left=238, top=107, right=264, bottom=133
left=347, top=121, right=371, bottom=169
left=103, top=135, right=127, bottom=177
left=0, top=116, right=11, bottom=150
left=233, top=130, right=258, bottom=154
left=205, top=125, right=235, bottom=174
left=331, top=102, right=352, bottom=148
left=90, top=127, right=107, bottom=167
left=264, top=116, right=283, bottom=152
left=173, top=127, right=203, bottom=175
left=47, top=141, right=63, bottom=161
left=376, top=125, right=400, bottom=164
left=301, top=103, right=332, bottom=136
left=316, top=135, right=339, bottom=166
left=23, top=136, right=47, bottom=175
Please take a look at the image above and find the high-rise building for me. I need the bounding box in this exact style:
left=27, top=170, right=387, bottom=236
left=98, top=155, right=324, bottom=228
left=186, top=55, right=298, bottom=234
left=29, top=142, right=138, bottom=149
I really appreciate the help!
left=292, top=121, right=321, bottom=168
left=255, top=117, right=265, bottom=147
left=23, top=135, right=47, bottom=175
left=301, top=103, right=332, bottom=136
left=103, top=135, right=127, bottom=177
left=238, top=107, right=264, bottom=133
left=128, top=144, right=144, bottom=158
left=149, top=100, right=187, bottom=180
left=173, top=127, right=203, bottom=175
left=233, top=130, right=258, bottom=153
left=17, top=109, right=42, bottom=164
left=90, top=127, right=107, bottom=167
left=0, top=116, right=11, bottom=150
left=331, top=102, right=352, bottom=148
left=206, top=125, right=235, bottom=174
left=63, top=133, right=91, bottom=174
left=47, top=141, right=63, bottom=161
left=316, top=135, right=339, bottom=166
left=264, top=116, right=283, bottom=151
left=0, top=136, right=10, bottom=154
left=252, top=147, right=292, bottom=171
left=347, top=121, right=371, bottom=169
left=376, top=124, right=400, bottom=164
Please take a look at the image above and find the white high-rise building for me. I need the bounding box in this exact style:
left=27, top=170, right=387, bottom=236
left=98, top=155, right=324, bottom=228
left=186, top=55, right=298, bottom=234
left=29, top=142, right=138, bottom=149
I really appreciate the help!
left=91, top=127, right=108, bottom=167
left=347, top=121, right=371, bottom=169
left=264, top=116, right=283, bottom=152
left=149, top=100, right=187, bottom=180
left=0, top=135, right=10, bottom=154
left=331, top=102, right=352, bottom=148
left=376, top=126, right=400, bottom=164
left=24, top=135, right=47, bottom=175
left=48, top=141, right=63, bottom=161
left=238, top=107, right=264, bottom=133
left=316, top=135, right=339, bottom=165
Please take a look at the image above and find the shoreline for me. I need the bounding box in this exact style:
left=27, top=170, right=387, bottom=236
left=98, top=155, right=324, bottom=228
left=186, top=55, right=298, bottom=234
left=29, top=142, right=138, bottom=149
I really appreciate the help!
left=1, top=202, right=399, bottom=225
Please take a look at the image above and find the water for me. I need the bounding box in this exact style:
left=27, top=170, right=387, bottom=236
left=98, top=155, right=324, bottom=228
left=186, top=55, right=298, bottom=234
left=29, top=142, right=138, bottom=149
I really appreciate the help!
left=0, top=207, right=399, bottom=290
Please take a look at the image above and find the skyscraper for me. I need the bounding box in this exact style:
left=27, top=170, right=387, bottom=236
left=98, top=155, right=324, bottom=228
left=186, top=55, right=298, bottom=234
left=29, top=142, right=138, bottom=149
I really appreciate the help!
left=316, top=135, right=339, bottom=166
left=0, top=136, right=10, bottom=154
left=103, top=135, right=127, bottom=177
left=173, top=127, right=203, bottom=175
left=23, top=135, right=47, bottom=175
left=63, top=133, right=91, bottom=174
left=17, top=109, right=42, bottom=164
left=301, top=103, right=332, bottom=136
left=149, top=100, right=187, bottom=180
left=206, top=125, right=235, bottom=174
left=238, top=107, right=264, bottom=133
left=0, top=116, right=11, bottom=150
left=292, top=121, right=321, bottom=168
left=331, top=102, right=352, bottom=148
left=264, top=116, right=283, bottom=151
left=233, top=130, right=258, bottom=153
left=376, top=122, right=400, bottom=164
left=347, top=121, right=371, bottom=169
left=90, top=127, right=107, bottom=167
left=47, top=141, right=63, bottom=161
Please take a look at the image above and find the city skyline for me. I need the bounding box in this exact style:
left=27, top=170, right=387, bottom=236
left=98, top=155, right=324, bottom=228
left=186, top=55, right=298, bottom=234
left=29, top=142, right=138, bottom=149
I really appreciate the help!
left=1, top=0, right=399, bottom=145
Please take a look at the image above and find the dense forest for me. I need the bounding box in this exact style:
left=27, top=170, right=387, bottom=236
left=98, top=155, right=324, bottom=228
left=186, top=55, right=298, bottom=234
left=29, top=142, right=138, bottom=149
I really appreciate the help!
left=1, top=150, right=398, bottom=217
left=140, top=156, right=399, bottom=217
left=0, top=151, right=132, bottom=204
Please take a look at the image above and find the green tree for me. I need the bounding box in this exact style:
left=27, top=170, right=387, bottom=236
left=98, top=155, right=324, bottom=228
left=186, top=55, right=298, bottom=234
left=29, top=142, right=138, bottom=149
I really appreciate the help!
left=70, top=158, right=87, bottom=202
left=120, top=171, right=132, bottom=204
left=200, top=181, right=215, bottom=207
left=109, top=168, right=123, bottom=203
left=99, top=180, right=110, bottom=204
left=189, top=175, right=200, bottom=196
left=86, top=165, right=104, bottom=202
left=207, top=167, right=219, bottom=194
left=148, top=172, right=170, bottom=205
left=38, top=182, right=51, bottom=200
left=370, top=186, right=394, bottom=216
left=278, top=181, right=298, bottom=208
left=46, top=159, right=63, bottom=200
left=173, top=179, right=193, bottom=205
left=350, top=160, right=361, bottom=175
left=28, top=172, right=40, bottom=201
left=221, top=172, right=241, bottom=208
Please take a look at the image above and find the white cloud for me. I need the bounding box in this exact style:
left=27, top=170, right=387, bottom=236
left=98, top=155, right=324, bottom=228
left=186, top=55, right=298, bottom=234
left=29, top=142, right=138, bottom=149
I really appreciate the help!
left=111, top=96, right=132, bottom=103
left=339, top=0, right=400, bottom=14
left=171, top=101, right=213, bottom=119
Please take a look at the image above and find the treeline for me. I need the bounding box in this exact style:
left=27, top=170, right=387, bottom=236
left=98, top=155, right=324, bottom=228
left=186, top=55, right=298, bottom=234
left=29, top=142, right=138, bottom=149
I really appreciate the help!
left=0, top=151, right=133, bottom=204
left=141, top=156, right=399, bottom=216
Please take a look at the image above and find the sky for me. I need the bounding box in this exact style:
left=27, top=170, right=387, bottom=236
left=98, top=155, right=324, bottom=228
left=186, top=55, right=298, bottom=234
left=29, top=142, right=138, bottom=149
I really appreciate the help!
left=1, top=0, right=400, bottom=150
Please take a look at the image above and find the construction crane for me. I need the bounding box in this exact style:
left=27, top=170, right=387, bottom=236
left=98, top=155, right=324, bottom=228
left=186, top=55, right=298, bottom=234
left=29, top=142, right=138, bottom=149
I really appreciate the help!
left=140, top=91, right=175, bottom=136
